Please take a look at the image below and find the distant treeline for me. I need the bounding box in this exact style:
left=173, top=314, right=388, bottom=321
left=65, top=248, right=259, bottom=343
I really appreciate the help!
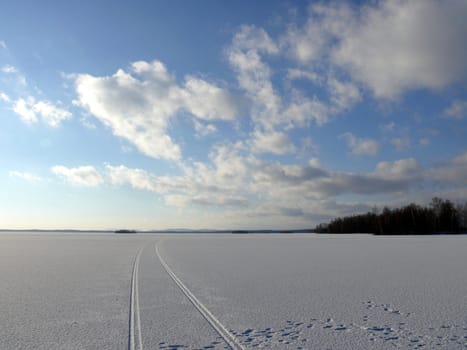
left=315, top=198, right=467, bottom=235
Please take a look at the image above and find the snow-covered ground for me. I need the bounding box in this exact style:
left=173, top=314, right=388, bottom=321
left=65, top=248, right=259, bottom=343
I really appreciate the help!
left=0, top=233, right=466, bottom=349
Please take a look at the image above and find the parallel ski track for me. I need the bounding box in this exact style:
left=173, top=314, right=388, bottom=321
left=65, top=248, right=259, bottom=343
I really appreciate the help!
left=155, top=243, right=245, bottom=350
left=129, top=246, right=144, bottom=350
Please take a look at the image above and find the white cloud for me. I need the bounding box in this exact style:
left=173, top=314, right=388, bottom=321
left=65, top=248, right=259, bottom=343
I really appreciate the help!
left=283, top=1, right=467, bottom=99
left=250, top=157, right=422, bottom=206
left=12, top=97, right=71, bottom=126
left=13, top=98, right=37, bottom=123
left=327, top=76, right=361, bottom=111
left=104, top=141, right=250, bottom=208
left=332, top=0, right=467, bottom=98
left=227, top=24, right=363, bottom=132
left=230, top=24, right=279, bottom=54
left=374, top=158, right=421, bottom=181
left=32, top=100, right=72, bottom=127
left=192, top=142, right=249, bottom=192
left=106, top=165, right=159, bottom=191
left=60, top=151, right=464, bottom=225
left=9, top=171, right=41, bottom=183
left=183, top=77, right=238, bottom=121
left=227, top=26, right=281, bottom=128
left=107, top=164, right=192, bottom=195
left=282, top=3, right=352, bottom=64
left=0, top=64, right=27, bottom=86
left=286, top=68, right=320, bottom=83
left=0, top=91, right=10, bottom=103
left=283, top=97, right=330, bottom=126
left=74, top=64, right=182, bottom=160
left=251, top=129, right=296, bottom=155
left=101, top=152, right=460, bottom=219
left=340, top=132, right=379, bottom=156
left=51, top=165, right=104, bottom=187
left=444, top=100, right=467, bottom=120
left=1, top=65, right=18, bottom=74
left=193, top=119, right=217, bottom=137
left=0, top=41, right=6, bottom=50
left=429, top=151, right=467, bottom=186
left=308, top=157, right=320, bottom=168
left=74, top=60, right=238, bottom=160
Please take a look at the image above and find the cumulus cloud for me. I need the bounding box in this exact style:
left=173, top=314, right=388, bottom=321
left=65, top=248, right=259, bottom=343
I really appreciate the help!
left=9, top=171, right=41, bottom=182
left=183, top=77, right=239, bottom=121
left=374, top=158, right=421, bottom=181
left=74, top=60, right=238, bottom=160
left=12, top=97, right=71, bottom=126
left=444, top=100, right=467, bottom=120
left=106, top=164, right=159, bottom=192
left=282, top=3, right=352, bottom=64
left=0, top=91, right=11, bottom=103
left=13, top=98, right=37, bottom=123
left=193, top=119, right=217, bottom=137
left=32, top=100, right=72, bottom=127
left=104, top=142, right=250, bottom=208
left=0, top=64, right=27, bottom=86
left=100, top=154, right=426, bottom=215
left=56, top=150, right=466, bottom=225
left=226, top=22, right=367, bottom=135
left=335, top=0, right=467, bottom=98
left=250, top=157, right=422, bottom=204
left=327, top=77, right=361, bottom=111
left=429, top=151, right=467, bottom=186
left=51, top=165, right=104, bottom=187
left=227, top=25, right=282, bottom=128
left=251, top=161, right=327, bottom=188
left=340, top=132, right=379, bottom=156
left=286, top=68, right=320, bottom=83
left=251, top=130, right=296, bottom=155
left=283, top=0, right=467, bottom=99
left=281, top=97, right=327, bottom=126
left=234, top=156, right=433, bottom=225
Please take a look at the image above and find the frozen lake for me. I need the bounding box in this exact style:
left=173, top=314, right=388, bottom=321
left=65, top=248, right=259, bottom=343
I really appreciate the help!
left=0, top=233, right=466, bottom=349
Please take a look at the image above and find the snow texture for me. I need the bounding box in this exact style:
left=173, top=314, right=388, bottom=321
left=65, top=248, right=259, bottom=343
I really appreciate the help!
left=0, top=233, right=465, bottom=349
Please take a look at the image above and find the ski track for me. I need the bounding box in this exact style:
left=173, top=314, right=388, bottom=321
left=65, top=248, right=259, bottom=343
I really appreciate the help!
left=129, top=246, right=144, bottom=350
left=155, top=242, right=244, bottom=350
left=127, top=238, right=467, bottom=349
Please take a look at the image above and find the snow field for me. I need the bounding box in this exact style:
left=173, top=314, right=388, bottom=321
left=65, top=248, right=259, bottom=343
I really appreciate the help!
left=0, top=233, right=466, bottom=349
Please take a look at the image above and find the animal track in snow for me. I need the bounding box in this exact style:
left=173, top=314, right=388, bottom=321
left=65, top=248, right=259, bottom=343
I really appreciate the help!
left=158, top=300, right=466, bottom=349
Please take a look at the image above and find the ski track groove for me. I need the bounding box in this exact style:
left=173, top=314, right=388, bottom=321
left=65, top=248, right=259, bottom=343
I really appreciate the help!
left=129, top=246, right=144, bottom=350
left=155, top=242, right=245, bottom=350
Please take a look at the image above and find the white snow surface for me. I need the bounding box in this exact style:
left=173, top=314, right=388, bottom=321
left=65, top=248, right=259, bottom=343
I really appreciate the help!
left=0, top=233, right=466, bottom=349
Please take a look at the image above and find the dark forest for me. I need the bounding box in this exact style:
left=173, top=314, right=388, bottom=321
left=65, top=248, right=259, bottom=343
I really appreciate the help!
left=315, top=198, right=467, bottom=235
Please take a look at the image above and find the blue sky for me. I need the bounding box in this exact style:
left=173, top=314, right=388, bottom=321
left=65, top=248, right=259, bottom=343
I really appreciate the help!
left=1, top=0, right=466, bottom=230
